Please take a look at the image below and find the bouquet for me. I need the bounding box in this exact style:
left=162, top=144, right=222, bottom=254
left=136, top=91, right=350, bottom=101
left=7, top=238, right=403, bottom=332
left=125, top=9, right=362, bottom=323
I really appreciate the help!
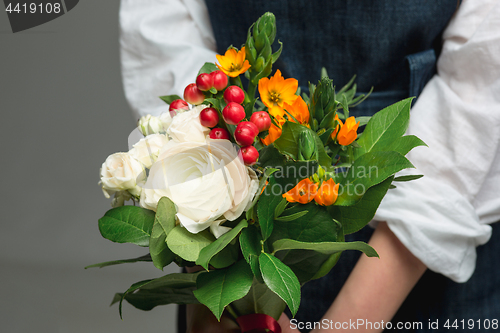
left=89, top=12, right=424, bottom=332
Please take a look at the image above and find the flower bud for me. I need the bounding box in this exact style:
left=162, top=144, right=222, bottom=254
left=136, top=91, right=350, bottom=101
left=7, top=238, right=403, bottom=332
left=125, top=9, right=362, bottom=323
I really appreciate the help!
left=298, top=131, right=318, bottom=161
left=314, top=178, right=339, bottom=206
left=337, top=116, right=360, bottom=146
left=138, top=114, right=164, bottom=136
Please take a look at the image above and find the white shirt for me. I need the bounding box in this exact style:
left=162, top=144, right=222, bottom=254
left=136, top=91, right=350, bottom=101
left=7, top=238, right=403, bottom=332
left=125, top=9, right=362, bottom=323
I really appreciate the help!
left=119, top=0, right=500, bottom=282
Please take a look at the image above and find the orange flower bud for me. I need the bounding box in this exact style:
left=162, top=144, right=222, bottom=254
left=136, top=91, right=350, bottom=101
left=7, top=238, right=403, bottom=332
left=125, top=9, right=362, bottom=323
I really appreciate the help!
left=331, top=115, right=342, bottom=139
left=314, top=178, right=339, bottom=206
left=336, top=116, right=360, bottom=146
left=283, top=178, right=319, bottom=204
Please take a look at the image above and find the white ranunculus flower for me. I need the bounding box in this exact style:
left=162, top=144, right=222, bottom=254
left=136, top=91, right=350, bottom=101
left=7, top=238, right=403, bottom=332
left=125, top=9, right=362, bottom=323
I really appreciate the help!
left=167, top=104, right=211, bottom=143
left=140, top=139, right=259, bottom=237
left=138, top=114, right=164, bottom=136
left=129, top=133, right=169, bottom=168
left=100, top=152, right=146, bottom=198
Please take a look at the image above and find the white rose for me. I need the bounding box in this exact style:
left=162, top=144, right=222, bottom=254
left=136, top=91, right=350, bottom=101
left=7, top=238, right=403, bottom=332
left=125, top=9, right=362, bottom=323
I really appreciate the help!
left=140, top=139, right=259, bottom=237
left=129, top=134, right=169, bottom=168
left=159, top=112, right=173, bottom=132
left=167, top=104, right=210, bottom=143
left=138, top=114, right=164, bottom=136
left=100, top=152, right=146, bottom=198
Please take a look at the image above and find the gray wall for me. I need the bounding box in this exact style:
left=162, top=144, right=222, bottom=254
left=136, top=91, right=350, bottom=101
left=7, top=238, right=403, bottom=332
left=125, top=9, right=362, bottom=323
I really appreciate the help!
left=0, top=2, right=179, bottom=332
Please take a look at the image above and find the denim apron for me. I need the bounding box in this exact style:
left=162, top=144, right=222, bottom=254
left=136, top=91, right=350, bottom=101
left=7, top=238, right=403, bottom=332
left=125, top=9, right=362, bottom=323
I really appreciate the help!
left=176, top=1, right=500, bottom=332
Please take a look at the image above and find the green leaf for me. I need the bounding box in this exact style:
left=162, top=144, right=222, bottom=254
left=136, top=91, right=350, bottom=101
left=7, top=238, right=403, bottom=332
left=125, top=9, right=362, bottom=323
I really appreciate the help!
left=240, top=225, right=264, bottom=282
left=394, top=174, right=424, bottom=182
left=159, top=95, right=182, bottom=105
left=196, top=219, right=248, bottom=270
left=98, top=206, right=155, bottom=247
left=257, top=176, right=282, bottom=240
left=330, top=176, right=393, bottom=234
left=246, top=168, right=278, bottom=220
left=383, top=135, right=427, bottom=156
left=198, top=62, right=219, bottom=75
left=209, top=241, right=239, bottom=269
left=84, top=254, right=152, bottom=269
left=193, top=260, right=254, bottom=320
left=274, top=197, right=288, bottom=218
left=275, top=211, right=308, bottom=222
left=149, top=197, right=176, bottom=270
left=259, top=253, right=301, bottom=316
left=335, top=151, right=414, bottom=206
left=272, top=239, right=378, bottom=257
left=274, top=122, right=331, bottom=166
left=117, top=272, right=201, bottom=316
left=166, top=226, right=215, bottom=262
left=271, top=40, right=283, bottom=64
left=231, top=279, right=286, bottom=320
left=355, top=98, right=413, bottom=158
left=268, top=202, right=340, bottom=283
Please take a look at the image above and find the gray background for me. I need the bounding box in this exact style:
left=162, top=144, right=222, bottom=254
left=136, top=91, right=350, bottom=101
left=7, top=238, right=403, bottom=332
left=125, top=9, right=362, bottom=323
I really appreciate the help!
left=0, top=1, right=179, bottom=332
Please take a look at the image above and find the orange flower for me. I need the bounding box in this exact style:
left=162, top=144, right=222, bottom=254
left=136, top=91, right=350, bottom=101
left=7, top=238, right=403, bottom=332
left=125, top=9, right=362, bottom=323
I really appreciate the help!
left=336, top=116, right=360, bottom=146
left=331, top=115, right=342, bottom=139
left=216, top=47, right=251, bottom=77
left=258, top=69, right=298, bottom=108
left=261, top=107, right=286, bottom=146
left=283, top=96, right=310, bottom=125
left=283, top=178, right=319, bottom=204
left=314, top=179, right=340, bottom=206
left=261, top=123, right=282, bottom=146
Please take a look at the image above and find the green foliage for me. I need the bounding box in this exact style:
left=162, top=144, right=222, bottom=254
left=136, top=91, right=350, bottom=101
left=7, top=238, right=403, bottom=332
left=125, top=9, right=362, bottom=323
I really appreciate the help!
left=85, top=254, right=152, bottom=269
left=197, top=62, right=219, bottom=75
left=196, top=219, right=248, bottom=270
left=115, top=272, right=201, bottom=317
left=330, top=177, right=393, bottom=234
left=274, top=122, right=331, bottom=165
left=194, top=260, right=254, bottom=320
left=149, top=197, right=176, bottom=270
left=166, top=226, right=215, bottom=262
left=257, top=176, right=282, bottom=241
left=240, top=224, right=264, bottom=282
left=334, top=151, right=414, bottom=206
left=272, top=239, right=378, bottom=258
left=259, top=253, right=301, bottom=317
left=268, top=202, right=341, bottom=283
left=98, top=206, right=155, bottom=247
left=394, top=174, right=424, bottom=182
left=355, top=98, right=413, bottom=158
left=231, top=278, right=286, bottom=321
left=159, top=94, right=182, bottom=105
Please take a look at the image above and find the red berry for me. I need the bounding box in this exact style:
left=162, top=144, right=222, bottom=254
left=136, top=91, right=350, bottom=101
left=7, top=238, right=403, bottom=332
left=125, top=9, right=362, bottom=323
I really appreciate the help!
left=199, top=107, right=219, bottom=128
left=250, top=111, right=272, bottom=132
left=196, top=73, right=214, bottom=92
left=211, top=70, right=228, bottom=91
left=223, top=86, right=245, bottom=104
left=169, top=99, right=189, bottom=116
left=240, top=145, right=259, bottom=165
left=222, top=102, right=245, bottom=125
left=209, top=128, right=230, bottom=140
left=183, top=83, right=205, bottom=105
left=235, top=122, right=258, bottom=146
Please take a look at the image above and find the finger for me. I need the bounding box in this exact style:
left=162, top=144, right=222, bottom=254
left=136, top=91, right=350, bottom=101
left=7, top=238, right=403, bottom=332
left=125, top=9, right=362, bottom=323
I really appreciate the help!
left=279, top=313, right=301, bottom=332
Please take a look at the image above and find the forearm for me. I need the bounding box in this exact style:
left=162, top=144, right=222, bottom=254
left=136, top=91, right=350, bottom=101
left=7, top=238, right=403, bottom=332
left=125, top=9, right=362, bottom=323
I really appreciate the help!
left=311, top=222, right=427, bottom=333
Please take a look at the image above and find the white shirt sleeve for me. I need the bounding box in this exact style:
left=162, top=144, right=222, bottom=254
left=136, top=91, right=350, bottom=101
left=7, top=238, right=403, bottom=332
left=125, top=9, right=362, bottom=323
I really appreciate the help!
left=119, top=0, right=217, bottom=120
left=374, top=0, right=500, bottom=282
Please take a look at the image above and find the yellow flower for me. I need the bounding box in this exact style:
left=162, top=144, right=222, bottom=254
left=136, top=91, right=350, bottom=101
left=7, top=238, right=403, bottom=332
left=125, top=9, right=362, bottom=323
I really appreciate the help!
left=334, top=116, right=359, bottom=146
left=283, top=96, right=310, bottom=125
left=216, top=47, right=251, bottom=77
left=258, top=69, right=298, bottom=108
left=283, top=178, right=319, bottom=204
left=314, top=178, right=339, bottom=206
